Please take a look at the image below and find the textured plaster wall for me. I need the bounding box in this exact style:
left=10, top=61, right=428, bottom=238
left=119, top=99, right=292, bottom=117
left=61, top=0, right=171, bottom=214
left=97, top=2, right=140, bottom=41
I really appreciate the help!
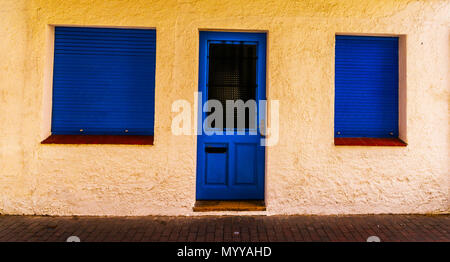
left=0, top=0, right=448, bottom=216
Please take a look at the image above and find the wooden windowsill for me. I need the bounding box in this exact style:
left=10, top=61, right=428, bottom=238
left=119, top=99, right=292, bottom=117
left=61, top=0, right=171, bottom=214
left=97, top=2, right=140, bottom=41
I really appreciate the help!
left=193, top=201, right=266, bottom=212
left=41, top=135, right=154, bottom=145
left=334, top=137, right=407, bottom=147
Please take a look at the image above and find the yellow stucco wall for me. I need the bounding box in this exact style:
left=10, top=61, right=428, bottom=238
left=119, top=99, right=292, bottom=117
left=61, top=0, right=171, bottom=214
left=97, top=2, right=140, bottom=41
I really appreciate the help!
left=0, top=0, right=448, bottom=216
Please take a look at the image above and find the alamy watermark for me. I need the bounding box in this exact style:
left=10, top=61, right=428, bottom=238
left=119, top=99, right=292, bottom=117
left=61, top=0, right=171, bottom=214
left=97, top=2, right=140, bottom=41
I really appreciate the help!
left=171, top=92, right=279, bottom=146
left=367, top=236, right=381, bottom=242
left=66, top=235, right=81, bottom=242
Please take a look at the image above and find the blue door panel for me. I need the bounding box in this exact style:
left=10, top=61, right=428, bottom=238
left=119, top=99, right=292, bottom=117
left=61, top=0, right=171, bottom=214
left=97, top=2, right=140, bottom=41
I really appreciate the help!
left=196, top=31, right=266, bottom=200
left=205, top=143, right=228, bottom=185
left=335, top=35, right=398, bottom=138
left=234, top=143, right=257, bottom=185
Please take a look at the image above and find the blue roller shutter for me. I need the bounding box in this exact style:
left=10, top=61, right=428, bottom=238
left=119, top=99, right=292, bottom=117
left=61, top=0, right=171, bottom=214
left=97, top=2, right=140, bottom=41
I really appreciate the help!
left=335, top=35, right=398, bottom=138
left=52, top=27, right=156, bottom=135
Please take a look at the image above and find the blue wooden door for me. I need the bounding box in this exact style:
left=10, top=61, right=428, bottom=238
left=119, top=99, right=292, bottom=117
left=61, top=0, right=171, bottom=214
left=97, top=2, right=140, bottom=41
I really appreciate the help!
left=196, top=32, right=266, bottom=200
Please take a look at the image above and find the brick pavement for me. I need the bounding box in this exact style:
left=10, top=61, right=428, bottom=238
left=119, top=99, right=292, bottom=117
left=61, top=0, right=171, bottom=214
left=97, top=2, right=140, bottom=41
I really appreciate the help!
left=0, top=214, right=448, bottom=242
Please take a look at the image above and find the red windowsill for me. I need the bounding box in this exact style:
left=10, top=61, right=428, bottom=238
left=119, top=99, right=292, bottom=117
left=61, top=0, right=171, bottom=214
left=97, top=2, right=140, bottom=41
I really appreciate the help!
left=334, top=137, right=407, bottom=147
left=41, top=135, right=154, bottom=145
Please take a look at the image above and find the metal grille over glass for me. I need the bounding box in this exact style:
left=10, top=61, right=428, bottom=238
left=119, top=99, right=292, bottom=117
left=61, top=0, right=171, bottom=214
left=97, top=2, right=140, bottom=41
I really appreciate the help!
left=207, top=43, right=257, bottom=130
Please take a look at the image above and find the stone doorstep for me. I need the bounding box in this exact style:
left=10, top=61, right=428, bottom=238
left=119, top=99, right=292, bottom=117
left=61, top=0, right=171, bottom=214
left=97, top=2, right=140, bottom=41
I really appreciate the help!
left=193, top=201, right=266, bottom=212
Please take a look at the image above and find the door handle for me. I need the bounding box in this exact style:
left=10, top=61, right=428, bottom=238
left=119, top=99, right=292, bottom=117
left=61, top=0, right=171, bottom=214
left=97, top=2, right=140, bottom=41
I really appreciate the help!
left=205, top=147, right=227, bottom=153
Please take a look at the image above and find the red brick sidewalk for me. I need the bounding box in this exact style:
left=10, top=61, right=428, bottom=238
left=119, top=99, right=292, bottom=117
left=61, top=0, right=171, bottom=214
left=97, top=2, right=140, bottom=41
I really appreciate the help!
left=0, top=214, right=448, bottom=242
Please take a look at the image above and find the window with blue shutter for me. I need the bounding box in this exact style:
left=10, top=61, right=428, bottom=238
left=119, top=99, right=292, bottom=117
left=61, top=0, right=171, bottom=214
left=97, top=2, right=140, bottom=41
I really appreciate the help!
left=51, top=27, right=156, bottom=136
left=335, top=35, right=399, bottom=138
